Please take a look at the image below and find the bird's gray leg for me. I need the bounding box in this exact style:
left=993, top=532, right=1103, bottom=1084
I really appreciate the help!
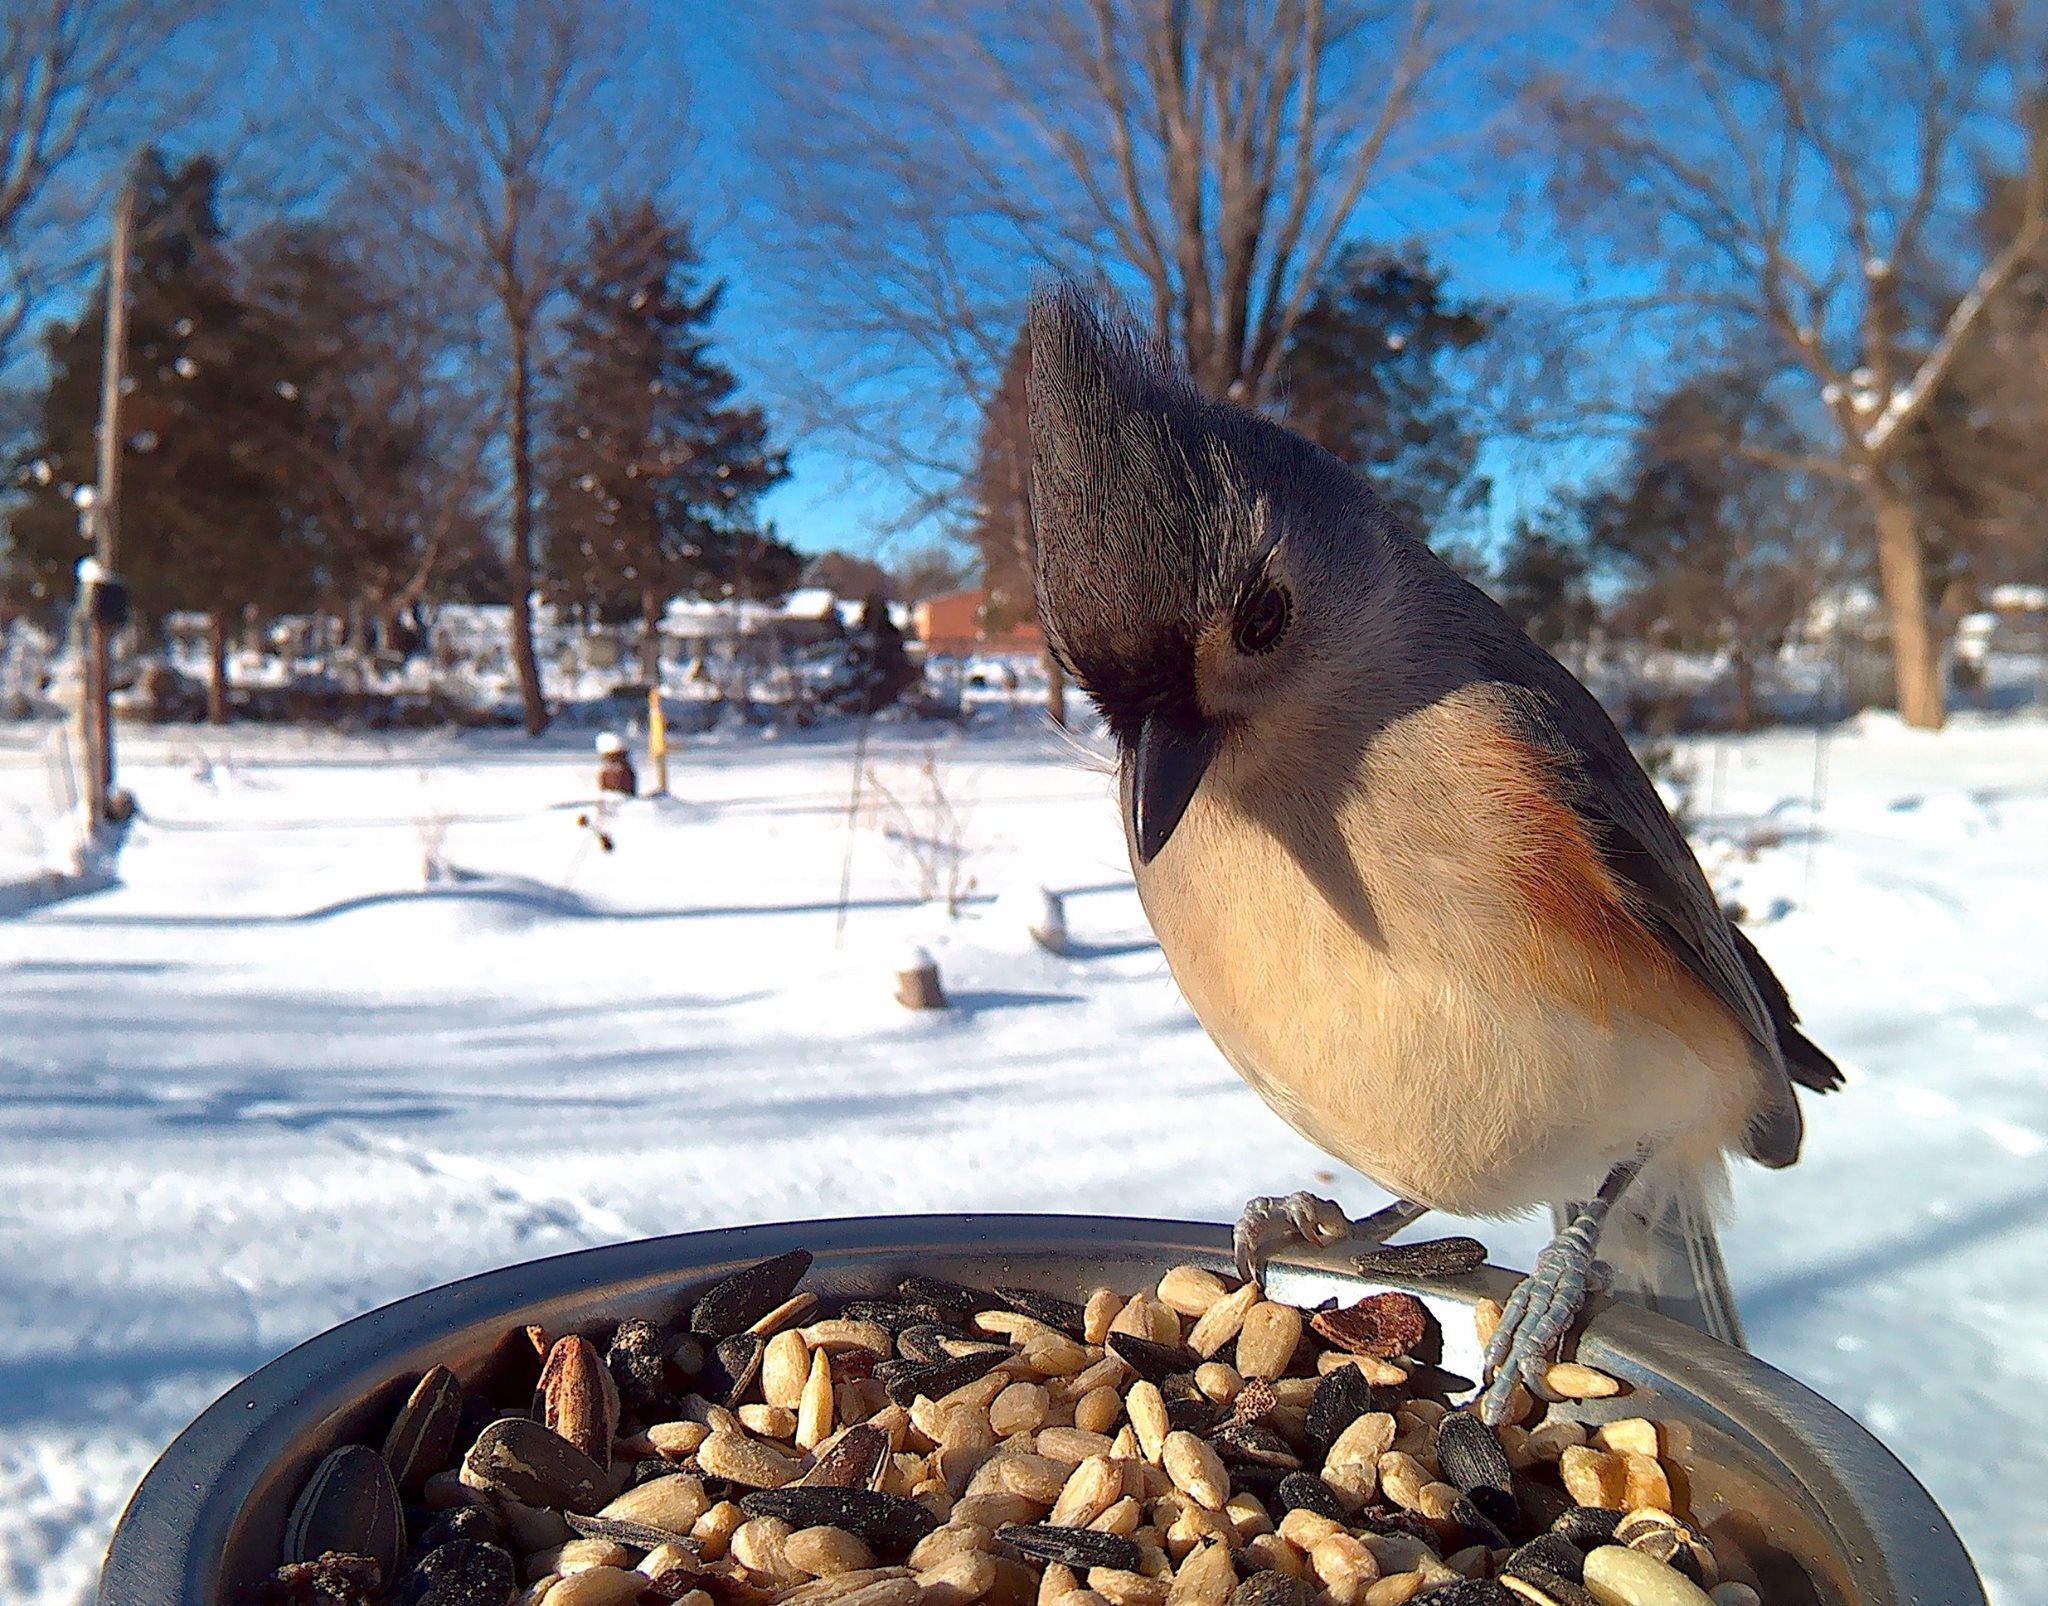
left=1478, top=1157, right=1642, bottom=1426
left=1233, top=1193, right=1428, bottom=1282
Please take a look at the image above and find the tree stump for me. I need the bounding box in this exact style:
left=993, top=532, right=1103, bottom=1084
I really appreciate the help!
left=894, top=948, right=948, bottom=1010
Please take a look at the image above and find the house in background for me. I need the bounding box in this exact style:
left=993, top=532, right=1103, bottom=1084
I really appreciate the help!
left=913, top=587, right=1043, bottom=658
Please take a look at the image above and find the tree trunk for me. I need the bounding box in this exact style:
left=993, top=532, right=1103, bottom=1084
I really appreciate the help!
left=507, top=321, right=550, bottom=735
left=1041, top=641, right=1067, bottom=727
left=641, top=583, right=664, bottom=684
left=1729, top=646, right=1756, bottom=732
left=1866, top=481, right=1945, bottom=730
left=206, top=613, right=229, bottom=725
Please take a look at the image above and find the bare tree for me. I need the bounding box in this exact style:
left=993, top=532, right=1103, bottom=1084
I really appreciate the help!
left=0, top=0, right=239, bottom=374
left=1539, top=0, right=2047, bottom=730
left=759, top=0, right=1513, bottom=520
left=338, top=0, right=685, bottom=734
left=968, top=324, right=1069, bottom=723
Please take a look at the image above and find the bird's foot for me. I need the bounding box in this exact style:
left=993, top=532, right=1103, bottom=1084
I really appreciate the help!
left=1232, top=1192, right=1354, bottom=1282
left=1479, top=1159, right=1643, bottom=1426
left=1478, top=1225, right=1609, bottom=1425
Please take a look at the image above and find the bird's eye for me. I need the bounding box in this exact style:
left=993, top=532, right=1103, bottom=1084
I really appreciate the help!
left=1233, top=582, right=1291, bottom=656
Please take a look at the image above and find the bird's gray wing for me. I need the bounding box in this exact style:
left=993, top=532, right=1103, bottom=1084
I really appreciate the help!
left=1493, top=675, right=1816, bottom=1167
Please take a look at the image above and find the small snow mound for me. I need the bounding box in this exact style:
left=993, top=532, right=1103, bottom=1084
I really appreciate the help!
left=994, top=882, right=1067, bottom=953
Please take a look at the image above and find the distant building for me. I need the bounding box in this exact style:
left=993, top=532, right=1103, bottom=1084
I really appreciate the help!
left=913, top=588, right=1043, bottom=658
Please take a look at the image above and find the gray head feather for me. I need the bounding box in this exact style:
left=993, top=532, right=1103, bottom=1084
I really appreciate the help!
left=1027, top=283, right=1385, bottom=744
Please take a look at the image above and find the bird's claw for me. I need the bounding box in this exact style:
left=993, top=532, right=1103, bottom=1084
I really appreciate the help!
left=1232, top=1191, right=1353, bottom=1282
left=1478, top=1233, right=1607, bottom=1425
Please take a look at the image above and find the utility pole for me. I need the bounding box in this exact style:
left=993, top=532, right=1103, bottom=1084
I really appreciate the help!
left=80, top=180, right=135, bottom=827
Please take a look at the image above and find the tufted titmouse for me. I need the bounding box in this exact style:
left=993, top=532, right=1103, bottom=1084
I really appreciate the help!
left=1026, top=286, right=1841, bottom=1421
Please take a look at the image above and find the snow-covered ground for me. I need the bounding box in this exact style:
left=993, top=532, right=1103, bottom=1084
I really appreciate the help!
left=1, top=710, right=2043, bottom=1604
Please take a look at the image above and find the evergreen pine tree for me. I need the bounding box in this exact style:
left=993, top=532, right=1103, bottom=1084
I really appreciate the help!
left=5, top=149, right=318, bottom=718
left=540, top=200, right=792, bottom=682
left=1279, top=247, right=1494, bottom=545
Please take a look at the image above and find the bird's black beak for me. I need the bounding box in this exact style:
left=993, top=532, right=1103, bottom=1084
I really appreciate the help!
left=1129, top=715, right=1217, bottom=865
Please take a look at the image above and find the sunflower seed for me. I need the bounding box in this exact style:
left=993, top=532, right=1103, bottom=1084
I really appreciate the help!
left=1104, top=1330, right=1196, bottom=1383
left=691, top=1250, right=815, bottom=1339
left=1505, top=1535, right=1585, bottom=1586
left=397, top=1538, right=516, bottom=1606
left=803, top=1423, right=892, bottom=1489
left=740, top=1486, right=943, bottom=1553
left=1435, top=1412, right=1512, bottom=1495
left=897, top=1275, right=996, bottom=1322
left=383, top=1365, right=466, bottom=1494
left=701, top=1334, right=767, bottom=1408
left=536, top=1336, right=620, bottom=1471
left=284, top=1445, right=404, bottom=1581
left=460, top=1418, right=610, bottom=1515
left=898, top=1323, right=967, bottom=1363
left=995, top=1286, right=1090, bottom=1338
left=1349, top=1238, right=1488, bottom=1279
left=996, top=1523, right=1143, bottom=1571
left=1424, top=1582, right=1518, bottom=1605
left=1207, top=1421, right=1298, bottom=1472
left=563, top=1509, right=699, bottom=1551
left=1550, top=1507, right=1624, bottom=1548
left=1273, top=1472, right=1345, bottom=1520
left=839, top=1302, right=931, bottom=1335
left=876, top=1350, right=1006, bottom=1406
left=1226, top=1571, right=1314, bottom=1606
left=1303, top=1364, right=1374, bottom=1456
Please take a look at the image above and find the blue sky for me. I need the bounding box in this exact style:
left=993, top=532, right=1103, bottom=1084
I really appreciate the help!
left=678, top=10, right=1628, bottom=564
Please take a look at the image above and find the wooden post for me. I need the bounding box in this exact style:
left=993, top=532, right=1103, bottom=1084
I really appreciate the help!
left=647, top=686, right=669, bottom=796
left=81, top=180, right=135, bottom=826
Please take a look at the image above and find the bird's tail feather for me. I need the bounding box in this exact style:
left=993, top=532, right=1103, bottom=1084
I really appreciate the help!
left=1556, top=1191, right=1746, bottom=1350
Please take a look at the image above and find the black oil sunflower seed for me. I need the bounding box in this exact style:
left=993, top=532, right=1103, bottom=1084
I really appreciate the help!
left=1304, top=1364, right=1374, bottom=1455
left=1208, top=1420, right=1300, bottom=1471
left=1165, top=1395, right=1221, bottom=1435
left=1505, top=1534, right=1585, bottom=1584
left=415, top=1505, right=504, bottom=1555
left=689, top=1249, right=814, bottom=1339
left=800, top=1421, right=892, bottom=1489
left=1500, top=1568, right=1599, bottom=1606
left=839, top=1300, right=931, bottom=1334
left=1106, top=1330, right=1197, bottom=1382
left=399, top=1539, right=518, bottom=1606
left=1435, top=1410, right=1514, bottom=1493
left=1450, top=1494, right=1512, bottom=1549
left=1551, top=1506, right=1625, bottom=1548
left=1227, top=1571, right=1315, bottom=1606
left=1349, top=1237, right=1488, bottom=1279
left=566, top=1510, right=700, bottom=1551
left=896, top=1274, right=996, bottom=1321
left=1353, top=1505, right=1437, bottom=1545
left=1419, top=1582, right=1516, bottom=1605
left=607, top=1321, right=675, bottom=1416
left=897, top=1322, right=970, bottom=1363
left=1273, top=1471, right=1346, bottom=1520
left=995, top=1285, right=1088, bottom=1338
left=699, top=1333, right=766, bottom=1408
left=1466, top=1483, right=1519, bottom=1534
left=876, top=1349, right=1006, bottom=1406
left=740, top=1487, right=941, bottom=1552
left=996, top=1524, right=1143, bottom=1571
